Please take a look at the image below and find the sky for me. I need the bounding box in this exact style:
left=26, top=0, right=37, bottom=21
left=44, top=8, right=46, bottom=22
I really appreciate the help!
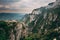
left=0, top=0, right=56, bottom=13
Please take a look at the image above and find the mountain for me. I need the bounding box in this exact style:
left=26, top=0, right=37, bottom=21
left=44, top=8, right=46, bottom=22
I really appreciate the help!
left=22, top=0, right=60, bottom=40
left=0, top=13, right=25, bottom=20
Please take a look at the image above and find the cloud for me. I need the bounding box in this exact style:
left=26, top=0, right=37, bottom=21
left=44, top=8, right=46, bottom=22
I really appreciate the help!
left=0, top=0, right=20, bottom=5
left=0, top=0, right=56, bottom=13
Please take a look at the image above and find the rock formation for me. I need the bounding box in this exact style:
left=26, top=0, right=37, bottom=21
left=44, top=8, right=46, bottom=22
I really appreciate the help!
left=22, top=0, right=60, bottom=40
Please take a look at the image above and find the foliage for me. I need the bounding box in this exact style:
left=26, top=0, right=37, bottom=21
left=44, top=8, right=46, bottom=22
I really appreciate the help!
left=0, top=21, right=17, bottom=40
left=27, top=7, right=60, bottom=40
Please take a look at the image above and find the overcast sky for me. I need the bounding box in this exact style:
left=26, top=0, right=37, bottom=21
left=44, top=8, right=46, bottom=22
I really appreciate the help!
left=0, top=0, right=56, bottom=13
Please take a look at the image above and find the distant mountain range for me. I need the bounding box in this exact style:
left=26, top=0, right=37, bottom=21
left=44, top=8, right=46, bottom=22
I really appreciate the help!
left=0, top=13, right=25, bottom=20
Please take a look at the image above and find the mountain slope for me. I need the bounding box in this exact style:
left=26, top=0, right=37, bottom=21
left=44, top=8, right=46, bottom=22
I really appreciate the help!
left=23, top=0, right=60, bottom=40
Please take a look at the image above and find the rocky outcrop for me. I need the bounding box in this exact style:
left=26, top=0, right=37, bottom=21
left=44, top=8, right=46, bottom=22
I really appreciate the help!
left=0, top=20, right=27, bottom=40
left=22, top=0, right=60, bottom=40
left=46, top=0, right=60, bottom=9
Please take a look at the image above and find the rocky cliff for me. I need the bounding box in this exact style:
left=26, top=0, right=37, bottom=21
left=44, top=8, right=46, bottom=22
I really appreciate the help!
left=0, top=20, right=26, bottom=40
left=23, top=0, right=60, bottom=40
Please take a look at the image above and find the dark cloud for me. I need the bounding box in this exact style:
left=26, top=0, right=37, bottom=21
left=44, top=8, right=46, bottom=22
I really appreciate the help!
left=0, top=7, right=16, bottom=10
left=0, top=0, right=55, bottom=13
left=0, top=0, right=20, bottom=4
left=0, top=7, right=8, bottom=10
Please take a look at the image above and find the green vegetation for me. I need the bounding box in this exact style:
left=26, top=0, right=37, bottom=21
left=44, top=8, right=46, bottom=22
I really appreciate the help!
left=25, top=7, right=60, bottom=40
left=0, top=21, right=17, bottom=40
